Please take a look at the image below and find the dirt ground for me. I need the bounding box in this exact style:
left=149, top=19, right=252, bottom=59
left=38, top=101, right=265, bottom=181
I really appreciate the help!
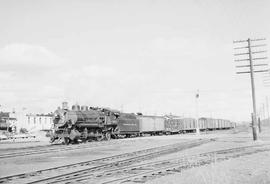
left=1, top=126, right=270, bottom=184
left=148, top=126, right=270, bottom=184
left=149, top=151, right=270, bottom=184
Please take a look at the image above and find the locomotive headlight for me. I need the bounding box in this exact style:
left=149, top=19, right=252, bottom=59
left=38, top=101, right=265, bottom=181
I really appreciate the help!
left=53, top=113, right=60, bottom=124
left=53, top=110, right=64, bottom=124
left=52, top=110, right=68, bottom=128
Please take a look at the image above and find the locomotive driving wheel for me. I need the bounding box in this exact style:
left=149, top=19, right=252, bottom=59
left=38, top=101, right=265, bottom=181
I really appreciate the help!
left=95, top=129, right=104, bottom=141
left=105, top=132, right=111, bottom=141
left=64, top=137, right=70, bottom=145
left=96, top=134, right=104, bottom=141
left=94, top=128, right=102, bottom=141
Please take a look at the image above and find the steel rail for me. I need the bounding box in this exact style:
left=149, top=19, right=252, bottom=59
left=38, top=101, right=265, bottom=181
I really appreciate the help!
left=101, top=145, right=270, bottom=184
left=0, top=139, right=133, bottom=159
left=0, top=139, right=210, bottom=184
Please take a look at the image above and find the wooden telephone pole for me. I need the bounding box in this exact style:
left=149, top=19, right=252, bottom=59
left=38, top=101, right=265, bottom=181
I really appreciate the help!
left=233, top=38, right=268, bottom=141
left=195, top=90, right=200, bottom=134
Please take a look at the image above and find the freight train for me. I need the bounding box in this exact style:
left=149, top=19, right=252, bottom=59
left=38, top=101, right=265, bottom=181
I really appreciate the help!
left=50, top=103, right=235, bottom=144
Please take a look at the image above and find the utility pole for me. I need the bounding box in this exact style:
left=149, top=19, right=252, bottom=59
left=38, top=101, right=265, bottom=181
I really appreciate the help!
left=262, top=103, right=265, bottom=121
left=258, top=117, right=262, bottom=133
left=195, top=90, right=200, bottom=134
left=266, top=96, right=270, bottom=124
left=263, top=78, right=270, bottom=125
left=258, top=104, right=264, bottom=132
left=233, top=38, right=268, bottom=141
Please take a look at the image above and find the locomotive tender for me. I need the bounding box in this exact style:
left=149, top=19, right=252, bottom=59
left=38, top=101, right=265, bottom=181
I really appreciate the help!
left=51, top=102, right=236, bottom=144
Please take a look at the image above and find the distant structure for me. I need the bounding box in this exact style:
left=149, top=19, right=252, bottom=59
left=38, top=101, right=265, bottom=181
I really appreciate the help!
left=164, top=114, right=182, bottom=119
left=0, top=112, right=17, bottom=132
left=19, top=113, right=53, bottom=132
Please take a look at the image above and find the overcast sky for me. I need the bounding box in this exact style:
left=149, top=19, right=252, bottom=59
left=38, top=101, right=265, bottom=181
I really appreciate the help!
left=0, top=0, right=270, bottom=121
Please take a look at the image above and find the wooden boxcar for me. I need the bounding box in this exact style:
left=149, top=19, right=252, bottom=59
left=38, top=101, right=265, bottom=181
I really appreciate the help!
left=165, top=117, right=197, bottom=133
left=137, top=115, right=165, bottom=135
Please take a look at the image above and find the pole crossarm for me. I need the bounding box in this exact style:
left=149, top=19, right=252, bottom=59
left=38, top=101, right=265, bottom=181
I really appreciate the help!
left=236, top=64, right=268, bottom=68
left=251, top=44, right=267, bottom=48
left=236, top=70, right=269, bottom=74
left=234, top=52, right=249, bottom=56
left=234, top=46, right=248, bottom=50
left=234, top=58, right=249, bottom=62
left=233, top=40, right=248, bottom=43
left=251, top=38, right=266, bottom=41
left=253, top=70, right=268, bottom=73
left=254, top=64, right=268, bottom=67
left=253, top=57, right=268, bottom=60
left=234, top=57, right=267, bottom=62
left=252, top=51, right=267, bottom=54
left=236, top=71, right=251, bottom=74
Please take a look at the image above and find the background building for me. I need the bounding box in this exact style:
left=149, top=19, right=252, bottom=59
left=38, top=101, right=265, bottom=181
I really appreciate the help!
left=15, top=113, right=53, bottom=132
left=0, top=112, right=17, bottom=132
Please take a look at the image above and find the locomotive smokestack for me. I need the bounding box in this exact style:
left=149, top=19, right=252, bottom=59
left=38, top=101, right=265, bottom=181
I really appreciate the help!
left=62, top=102, right=69, bottom=110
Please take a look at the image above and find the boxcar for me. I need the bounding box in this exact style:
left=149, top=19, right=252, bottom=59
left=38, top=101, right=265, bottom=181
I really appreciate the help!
left=165, top=118, right=197, bottom=133
left=198, top=119, right=204, bottom=130
left=183, top=118, right=196, bottom=131
left=217, top=119, right=221, bottom=129
left=164, top=118, right=184, bottom=133
left=137, top=115, right=165, bottom=135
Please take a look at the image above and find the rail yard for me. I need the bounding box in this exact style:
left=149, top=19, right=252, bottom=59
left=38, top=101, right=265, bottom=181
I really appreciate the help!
left=1, top=124, right=270, bottom=184
left=0, top=103, right=270, bottom=184
left=1, top=1, right=270, bottom=183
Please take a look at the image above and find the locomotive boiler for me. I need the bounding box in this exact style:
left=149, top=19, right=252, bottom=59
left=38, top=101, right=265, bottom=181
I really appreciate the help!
left=51, top=102, right=120, bottom=144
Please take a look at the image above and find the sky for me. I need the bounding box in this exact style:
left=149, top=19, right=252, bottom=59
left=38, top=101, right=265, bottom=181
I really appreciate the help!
left=0, top=0, right=270, bottom=121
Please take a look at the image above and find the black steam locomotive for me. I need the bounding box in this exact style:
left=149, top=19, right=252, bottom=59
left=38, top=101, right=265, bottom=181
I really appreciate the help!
left=50, top=103, right=138, bottom=144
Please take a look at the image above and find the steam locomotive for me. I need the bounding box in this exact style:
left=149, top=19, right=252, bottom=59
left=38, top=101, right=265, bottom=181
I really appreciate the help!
left=50, top=102, right=235, bottom=144
left=50, top=102, right=139, bottom=144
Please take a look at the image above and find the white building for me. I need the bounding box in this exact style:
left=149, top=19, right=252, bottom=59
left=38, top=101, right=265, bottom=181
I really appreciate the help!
left=26, top=114, right=53, bottom=131
left=15, top=112, right=53, bottom=132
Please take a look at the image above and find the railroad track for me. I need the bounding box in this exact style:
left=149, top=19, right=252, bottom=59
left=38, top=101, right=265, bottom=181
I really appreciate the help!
left=47, top=143, right=270, bottom=184
left=0, top=138, right=142, bottom=159
left=0, top=139, right=211, bottom=184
